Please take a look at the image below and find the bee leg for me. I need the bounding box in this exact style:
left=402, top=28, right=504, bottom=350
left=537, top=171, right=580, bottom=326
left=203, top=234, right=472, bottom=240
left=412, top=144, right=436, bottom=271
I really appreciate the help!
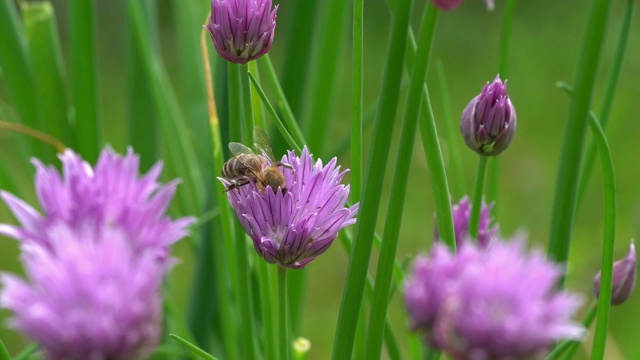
left=277, top=161, right=294, bottom=171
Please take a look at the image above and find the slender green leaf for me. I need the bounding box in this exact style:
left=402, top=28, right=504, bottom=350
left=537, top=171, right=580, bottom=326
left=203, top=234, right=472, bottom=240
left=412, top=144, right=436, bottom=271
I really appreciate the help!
left=69, top=0, right=101, bottom=162
left=547, top=0, right=612, bottom=284
left=365, top=5, right=439, bottom=358
left=332, top=1, right=413, bottom=355
left=576, top=0, right=635, bottom=210
left=170, top=334, right=219, bottom=360
left=0, top=337, right=10, bottom=360
left=351, top=0, right=364, bottom=202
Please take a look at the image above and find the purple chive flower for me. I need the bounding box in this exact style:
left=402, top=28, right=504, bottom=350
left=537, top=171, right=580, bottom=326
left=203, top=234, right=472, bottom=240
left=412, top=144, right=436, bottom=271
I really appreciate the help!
left=434, top=196, right=498, bottom=248
left=405, top=237, right=584, bottom=359
left=432, top=0, right=494, bottom=11
left=0, top=147, right=194, bottom=359
left=0, top=147, right=194, bottom=259
left=205, top=0, right=278, bottom=64
left=594, top=241, right=636, bottom=305
left=1, top=225, right=164, bottom=360
left=460, top=75, right=516, bottom=156
left=221, top=147, right=358, bottom=269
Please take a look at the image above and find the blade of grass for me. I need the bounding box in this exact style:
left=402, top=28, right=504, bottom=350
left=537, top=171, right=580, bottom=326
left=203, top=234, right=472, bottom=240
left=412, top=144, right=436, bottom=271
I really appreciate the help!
left=22, top=2, right=71, bottom=151
left=69, top=0, right=101, bottom=162
left=0, top=0, right=44, bottom=158
left=126, top=0, right=158, bottom=171
left=170, top=334, right=219, bottom=360
left=576, top=0, right=635, bottom=210
left=300, top=0, right=351, bottom=153
left=365, top=5, right=439, bottom=358
left=547, top=0, right=611, bottom=283
left=332, top=0, right=414, bottom=356
left=127, top=0, right=204, bottom=216
left=545, top=303, right=597, bottom=360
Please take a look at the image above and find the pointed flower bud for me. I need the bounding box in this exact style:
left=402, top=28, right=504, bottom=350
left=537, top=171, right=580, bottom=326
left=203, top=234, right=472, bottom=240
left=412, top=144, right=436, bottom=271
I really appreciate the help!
left=594, top=241, right=636, bottom=305
left=434, top=196, right=498, bottom=248
left=205, top=0, right=278, bottom=64
left=460, top=75, right=516, bottom=156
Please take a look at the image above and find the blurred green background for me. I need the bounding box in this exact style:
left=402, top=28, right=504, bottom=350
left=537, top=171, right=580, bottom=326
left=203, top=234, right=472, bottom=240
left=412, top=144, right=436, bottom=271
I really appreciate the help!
left=1, top=0, right=639, bottom=359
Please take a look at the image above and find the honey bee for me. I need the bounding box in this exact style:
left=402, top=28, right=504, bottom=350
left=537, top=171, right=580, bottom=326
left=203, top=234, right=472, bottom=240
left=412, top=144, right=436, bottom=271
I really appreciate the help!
left=222, top=126, right=293, bottom=194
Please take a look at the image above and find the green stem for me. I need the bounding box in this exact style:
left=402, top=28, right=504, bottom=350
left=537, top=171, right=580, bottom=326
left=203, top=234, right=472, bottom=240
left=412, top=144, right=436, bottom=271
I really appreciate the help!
left=247, top=72, right=301, bottom=153
left=588, top=113, right=616, bottom=360
left=69, top=0, right=101, bottom=162
left=435, top=60, right=465, bottom=197
left=260, top=55, right=307, bottom=147
left=258, top=261, right=278, bottom=360
left=332, top=0, right=414, bottom=356
left=487, top=0, right=516, bottom=212
left=365, top=5, right=439, bottom=359
left=278, top=265, right=290, bottom=360
left=240, top=64, right=254, bottom=145
left=394, top=1, right=456, bottom=251
left=170, top=334, right=219, bottom=360
left=352, top=0, right=364, bottom=201
left=576, top=0, right=635, bottom=210
left=546, top=0, right=612, bottom=283
left=469, top=156, right=489, bottom=239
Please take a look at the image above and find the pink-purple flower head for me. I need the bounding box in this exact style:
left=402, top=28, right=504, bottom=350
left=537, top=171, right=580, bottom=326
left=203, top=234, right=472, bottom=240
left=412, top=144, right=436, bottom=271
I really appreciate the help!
left=0, top=147, right=194, bottom=259
left=206, top=0, right=278, bottom=64
left=594, top=241, right=636, bottom=305
left=0, top=147, right=193, bottom=359
left=221, top=147, right=358, bottom=269
left=434, top=196, right=498, bottom=248
left=1, top=225, right=164, bottom=360
left=460, top=75, right=516, bottom=156
left=405, top=237, right=585, bottom=359
left=432, top=0, right=495, bottom=12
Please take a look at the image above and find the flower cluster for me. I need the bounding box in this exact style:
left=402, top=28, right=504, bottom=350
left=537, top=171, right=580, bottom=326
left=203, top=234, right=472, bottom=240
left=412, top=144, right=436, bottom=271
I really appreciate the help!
left=206, top=0, right=278, bottom=64
left=0, top=147, right=194, bottom=360
left=221, top=147, right=358, bottom=269
left=434, top=196, right=498, bottom=248
left=405, top=237, right=585, bottom=359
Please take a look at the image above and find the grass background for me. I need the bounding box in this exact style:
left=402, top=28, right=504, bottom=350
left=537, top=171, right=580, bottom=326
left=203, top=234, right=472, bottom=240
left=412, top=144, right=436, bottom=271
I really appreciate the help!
left=0, top=0, right=639, bottom=359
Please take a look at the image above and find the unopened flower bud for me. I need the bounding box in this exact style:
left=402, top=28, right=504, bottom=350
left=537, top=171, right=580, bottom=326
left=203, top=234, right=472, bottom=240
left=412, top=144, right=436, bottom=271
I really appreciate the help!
left=594, top=241, right=636, bottom=305
left=460, top=75, right=516, bottom=156
left=205, top=0, right=278, bottom=64
left=431, top=0, right=494, bottom=11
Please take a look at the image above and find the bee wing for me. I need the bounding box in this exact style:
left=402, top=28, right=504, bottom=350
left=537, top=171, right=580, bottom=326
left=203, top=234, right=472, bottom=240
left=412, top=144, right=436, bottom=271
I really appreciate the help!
left=229, top=142, right=256, bottom=157
left=227, top=142, right=264, bottom=184
left=253, top=126, right=278, bottom=163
